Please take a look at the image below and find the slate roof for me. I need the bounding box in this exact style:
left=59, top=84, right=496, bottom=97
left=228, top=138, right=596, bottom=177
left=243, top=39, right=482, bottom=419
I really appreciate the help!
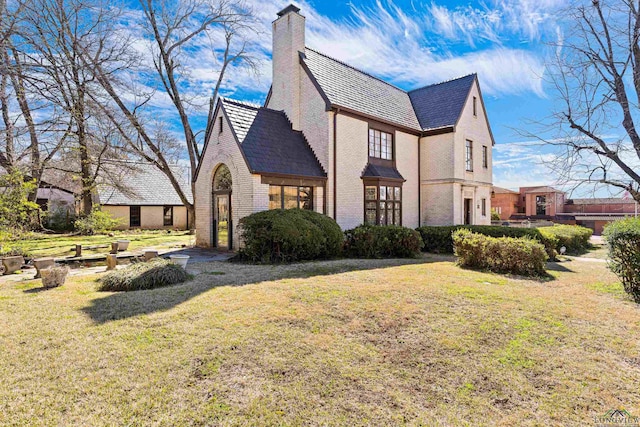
left=301, top=48, right=478, bottom=132
left=222, top=99, right=326, bottom=178
left=302, top=48, right=422, bottom=131
left=361, top=163, right=405, bottom=181
left=97, top=164, right=192, bottom=206
left=408, top=74, right=476, bottom=130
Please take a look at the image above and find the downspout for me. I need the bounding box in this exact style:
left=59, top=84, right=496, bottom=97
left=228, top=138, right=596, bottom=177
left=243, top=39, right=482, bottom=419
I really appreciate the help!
left=418, top=136, right=421, bottom=226
left=333, top=108, right=338, bottom=220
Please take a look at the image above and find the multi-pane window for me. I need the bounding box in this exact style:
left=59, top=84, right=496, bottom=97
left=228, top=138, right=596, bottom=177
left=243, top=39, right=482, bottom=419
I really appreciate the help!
left=482, top=145, right=488, bottom=168
left=481, top=198, right=487, bottom=217
left=130, top=206, right=141, bottom=227
left=368, top=129, right=393, bottom=160
left=163, top=206, right=173, bottom=226
left=364, top=184, right=401, bottom=226
left=465, top=140, right=473, bottom=172
left=269, top=185, right=313, bottom=210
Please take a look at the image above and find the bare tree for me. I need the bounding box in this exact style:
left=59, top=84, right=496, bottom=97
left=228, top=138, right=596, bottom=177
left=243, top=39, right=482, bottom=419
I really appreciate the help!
left=83, top=0, right=259, bottom=227
left=525, top=0, right=640, bottom=201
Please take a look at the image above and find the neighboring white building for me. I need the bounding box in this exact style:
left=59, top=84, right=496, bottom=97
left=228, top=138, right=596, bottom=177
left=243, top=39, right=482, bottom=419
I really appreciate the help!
left=194, top=4, right=495, bottom=250
left=97, top=165, right=192, bottom=230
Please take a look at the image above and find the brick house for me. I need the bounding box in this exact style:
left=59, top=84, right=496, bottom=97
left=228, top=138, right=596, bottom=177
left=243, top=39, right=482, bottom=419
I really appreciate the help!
left=194, top=5, right=495, bottom=250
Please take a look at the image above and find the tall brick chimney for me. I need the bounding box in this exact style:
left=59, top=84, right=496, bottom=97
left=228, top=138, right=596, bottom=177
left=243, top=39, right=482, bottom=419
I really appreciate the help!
left=271, top=4, right=305, bottom=130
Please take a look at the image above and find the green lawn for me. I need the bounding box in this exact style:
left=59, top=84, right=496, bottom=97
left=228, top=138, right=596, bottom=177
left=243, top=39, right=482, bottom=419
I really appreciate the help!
left=1, top=256, right=639, bottom=426
left=5, top=230, right=194, bottom=258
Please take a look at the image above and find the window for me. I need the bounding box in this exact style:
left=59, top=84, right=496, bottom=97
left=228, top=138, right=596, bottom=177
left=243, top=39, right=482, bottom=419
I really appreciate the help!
left=364, top=184, right=401, bottom=226
left=473, top=96, right=477, bottom=116
left=219, top=116, right=223, bottom=134
left=368, top=128, right=393, bottom=160
left=163, top=206, right=173, bottom=226
left=481, top=198, right=487, bottom=216
left=536, top=195, right=546, bottom=215
left=268, top=185, right=313, bottom=210
left=130, top=206, right=141, bottom=227
left=465, top=140, right=473, bottom=172
left=482, top=145, right=488, bottom=168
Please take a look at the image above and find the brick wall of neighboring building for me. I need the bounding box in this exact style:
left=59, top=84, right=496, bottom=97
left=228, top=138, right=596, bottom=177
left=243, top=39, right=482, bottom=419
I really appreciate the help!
left=491, top=191, right=519, bottom=220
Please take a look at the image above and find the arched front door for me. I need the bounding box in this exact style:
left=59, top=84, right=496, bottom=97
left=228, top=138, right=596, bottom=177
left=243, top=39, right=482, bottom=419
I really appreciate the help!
left=212, top=165, right=232, bottom=249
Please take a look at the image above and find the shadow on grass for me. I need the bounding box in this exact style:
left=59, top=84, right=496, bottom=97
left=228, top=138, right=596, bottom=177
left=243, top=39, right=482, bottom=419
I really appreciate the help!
left=81, top=254, right=449, bottom=324
left=23, top=286, right=51, bottom=294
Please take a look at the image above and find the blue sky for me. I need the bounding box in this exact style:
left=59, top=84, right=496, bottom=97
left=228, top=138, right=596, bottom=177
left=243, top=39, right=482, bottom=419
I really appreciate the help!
left=212, top=0, right=574, bottom=192
left=142, top=0, right=626, bottom=196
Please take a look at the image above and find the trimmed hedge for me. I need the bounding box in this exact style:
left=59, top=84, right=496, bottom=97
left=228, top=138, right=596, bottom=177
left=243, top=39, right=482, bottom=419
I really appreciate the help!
left=453, top=229, right=548, bottom=276
left=417, top=225, right=558, bottom=259
left=238, top=209, right=344, bottom=263
left=343, top=225, right=423, bottom=258
left=98, top=258, right=189, bottom=291
left=603, top=218, right=640, bottom=302
left=539, top=224, right=592, bottom=253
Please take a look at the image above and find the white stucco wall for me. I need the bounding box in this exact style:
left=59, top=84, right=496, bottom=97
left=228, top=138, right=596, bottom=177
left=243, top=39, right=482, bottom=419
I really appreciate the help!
left=103, top=205, right=188, bottom=230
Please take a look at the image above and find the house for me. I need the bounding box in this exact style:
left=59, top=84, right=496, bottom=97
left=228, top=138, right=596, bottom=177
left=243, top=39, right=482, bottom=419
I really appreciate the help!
left=96, top=165, right=192, bottom=230
left=492, top=185, right=638, bottom=234
left=491, top=187, right=519, bottom=220
left=194, top=4, right=495, bottom=250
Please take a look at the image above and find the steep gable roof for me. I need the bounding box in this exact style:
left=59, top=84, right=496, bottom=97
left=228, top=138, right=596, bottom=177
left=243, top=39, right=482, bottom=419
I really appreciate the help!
left=222, top=99, right=326, bottom=178
left=301, top=48, right=421, bottom=131
left=408, top=74, right=476, bottom=131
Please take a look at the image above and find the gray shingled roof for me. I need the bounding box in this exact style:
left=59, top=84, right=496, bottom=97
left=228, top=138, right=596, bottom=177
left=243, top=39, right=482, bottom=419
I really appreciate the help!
left=408, top=74, right=476, bottom=130
left=223, top=99, right=326, bottom=178
left=302, top=48, right=422, bottom=131
left=97, top=164, right=192, bottom=206
left=361, top=163, right=405, bottom=181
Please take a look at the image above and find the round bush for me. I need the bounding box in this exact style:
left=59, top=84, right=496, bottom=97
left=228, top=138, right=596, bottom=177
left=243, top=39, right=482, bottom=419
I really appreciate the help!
left=603, top=217, right=640, bottom=302
left=238, top=209, right=343, bottom=263
left=98, top=258, right=189, bottom=291
left=343, top=225, right=424, bottom=258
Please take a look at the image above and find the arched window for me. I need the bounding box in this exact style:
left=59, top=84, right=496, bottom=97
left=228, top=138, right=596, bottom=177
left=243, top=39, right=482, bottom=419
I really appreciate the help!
left=213, top=164, right=232, bottom=191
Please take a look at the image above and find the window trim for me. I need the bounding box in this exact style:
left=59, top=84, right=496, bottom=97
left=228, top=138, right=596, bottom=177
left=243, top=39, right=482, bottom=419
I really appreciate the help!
left=482, top=145, right=488, bottom=168
left=130, top=206, right=141, bottom=227
left=268, top=185, right=314, bottom=210
left=163, top=206, right=173, bottom=227
left=362, top=180, right=402, bottom=226
left=465, top=139, right=474, bottom=172
left=368, top=127, right=394, bottom=162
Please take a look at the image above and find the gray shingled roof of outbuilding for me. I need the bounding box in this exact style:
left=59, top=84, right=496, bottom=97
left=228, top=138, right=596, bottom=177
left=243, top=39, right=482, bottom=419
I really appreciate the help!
left=408, top=74, right=476, bottom=130
left=302, top=48, right=422, bottom=131
left=97, top=164, right=192, bottom=206
left=223, top=99, right=326, bottom=178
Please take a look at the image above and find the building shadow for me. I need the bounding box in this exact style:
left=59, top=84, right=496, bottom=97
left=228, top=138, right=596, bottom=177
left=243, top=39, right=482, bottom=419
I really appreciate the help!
left=81, top=254, right=451, bottom=324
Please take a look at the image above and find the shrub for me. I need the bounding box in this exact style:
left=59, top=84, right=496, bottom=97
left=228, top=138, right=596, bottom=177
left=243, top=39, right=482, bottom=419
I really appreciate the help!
left=491, top=209, right=501, bottom=221
left=603, top=218, right=640, bottom=302
left=75, top=207, right=121, bottom=235
left=98, top=258, right=189, bottom=291
left=343, top=225, right=424, bottom=258
left=417, top=225, right=558, bottom=259
left=453, top=229, right=548, bottom=276
left=538, top=224, right=592, bottom=254
left=0, top=170, right=40, bottom=231
left=238, top=209, right=343, bottom=263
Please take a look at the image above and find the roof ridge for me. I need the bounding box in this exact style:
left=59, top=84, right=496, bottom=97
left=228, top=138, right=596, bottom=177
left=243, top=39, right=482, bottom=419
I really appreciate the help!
left=304, top=47, right=407, bottom=93
left=408, top=73, right=476, bottom=93
left=222, top=97, right=262, bottom=110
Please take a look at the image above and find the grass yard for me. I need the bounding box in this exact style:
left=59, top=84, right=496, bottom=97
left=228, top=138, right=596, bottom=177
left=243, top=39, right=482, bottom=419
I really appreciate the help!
left=1, top=255, right=639, bottom=426
left=5, top=230, right=194, bottom=258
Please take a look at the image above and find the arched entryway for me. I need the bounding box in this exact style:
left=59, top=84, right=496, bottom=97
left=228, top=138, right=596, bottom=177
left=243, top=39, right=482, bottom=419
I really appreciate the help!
left=212, top=164, right=232, bottom=249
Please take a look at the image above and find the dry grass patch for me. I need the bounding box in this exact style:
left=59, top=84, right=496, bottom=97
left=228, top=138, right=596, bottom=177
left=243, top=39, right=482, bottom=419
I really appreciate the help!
left=0, top=255, right=639, bottom=426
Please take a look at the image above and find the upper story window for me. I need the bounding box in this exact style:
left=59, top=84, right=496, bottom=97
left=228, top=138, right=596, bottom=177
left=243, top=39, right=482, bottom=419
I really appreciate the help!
left=219, top=116, right=223, bottom=134
left=465, top=140, right=473, bottom=172
left=368, top=129, right=393, bottom=160
left=482, top=145, right=488, bottom=168
left=473, top=96, right=477, bottom=117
